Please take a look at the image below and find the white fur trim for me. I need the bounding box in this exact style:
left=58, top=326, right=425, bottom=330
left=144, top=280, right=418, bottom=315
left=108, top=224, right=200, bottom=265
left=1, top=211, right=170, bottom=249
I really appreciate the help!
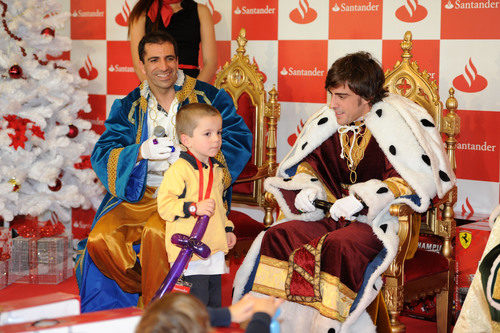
left=232, top=231, right=265, bottom=303
left=489, top=205, right=500, bottom=229
left=264, top=173, right=326, bottom=222
left=349, top=179, right=395, bottom=224
left=277, top=105, right=336, bottom=178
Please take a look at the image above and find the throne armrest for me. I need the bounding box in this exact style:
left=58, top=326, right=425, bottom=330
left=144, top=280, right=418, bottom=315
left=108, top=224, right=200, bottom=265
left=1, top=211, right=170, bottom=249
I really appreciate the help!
left=235, top=165, right=278, bottom=184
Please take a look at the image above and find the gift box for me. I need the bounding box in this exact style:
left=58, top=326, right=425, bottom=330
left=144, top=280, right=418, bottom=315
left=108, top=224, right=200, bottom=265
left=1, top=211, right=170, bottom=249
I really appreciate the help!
left=0, top=226, right=12, bottom=260
left=0, top=259, right=8, bottom=290
left=9, top=236, right=70, bottom=284
left=63, top=236, right=74, bottom=280
left=9, top=236, right=38, bottom=284
left=1, top=307, right=142, bottom=332
left=454, top=218, right=491, bottom=316
left=36, top=236, right=65, bottom=284
left=0, top=292, right=80, bottom=326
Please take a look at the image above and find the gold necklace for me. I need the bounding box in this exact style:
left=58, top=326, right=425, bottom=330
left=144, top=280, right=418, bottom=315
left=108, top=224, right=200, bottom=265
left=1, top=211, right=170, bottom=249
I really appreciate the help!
left=339, top=123, right=371, bottom=183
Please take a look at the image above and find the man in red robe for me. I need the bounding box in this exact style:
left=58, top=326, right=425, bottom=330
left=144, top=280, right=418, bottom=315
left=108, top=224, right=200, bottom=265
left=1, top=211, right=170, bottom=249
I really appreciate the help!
left=234, top=52, right=455, bottom=332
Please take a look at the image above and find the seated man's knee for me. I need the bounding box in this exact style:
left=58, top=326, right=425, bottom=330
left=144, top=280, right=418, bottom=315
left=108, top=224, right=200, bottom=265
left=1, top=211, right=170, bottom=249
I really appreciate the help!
left=263, top=224, right=288, bottom=243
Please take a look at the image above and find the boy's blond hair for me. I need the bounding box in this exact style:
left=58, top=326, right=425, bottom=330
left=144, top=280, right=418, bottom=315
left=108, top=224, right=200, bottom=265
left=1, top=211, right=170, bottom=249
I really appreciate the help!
left=135, top=293, right=211, bottom=333
left=176, top=103, right=221, bottom=139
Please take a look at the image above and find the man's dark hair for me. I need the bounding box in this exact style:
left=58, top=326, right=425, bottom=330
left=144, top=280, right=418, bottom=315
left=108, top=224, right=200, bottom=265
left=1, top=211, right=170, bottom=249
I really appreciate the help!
left=325, top=51, right=388, bottom=105
left=138, top=30, right=178, bottom=63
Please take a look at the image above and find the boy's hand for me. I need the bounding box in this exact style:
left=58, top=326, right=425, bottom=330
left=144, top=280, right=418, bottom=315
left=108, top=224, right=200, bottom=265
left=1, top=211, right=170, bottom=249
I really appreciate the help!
left=196, top=198, right=215, bottom=217
left=226, top=231, right=236, bottom=249
left=228, top=294, right=255, bottom=323
left=252, top=296, right=284, bottom=317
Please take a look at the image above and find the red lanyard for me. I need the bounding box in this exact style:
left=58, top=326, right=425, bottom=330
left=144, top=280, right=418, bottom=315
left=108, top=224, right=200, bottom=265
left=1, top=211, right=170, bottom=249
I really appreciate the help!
left=188, top=151, right=214, bottom=201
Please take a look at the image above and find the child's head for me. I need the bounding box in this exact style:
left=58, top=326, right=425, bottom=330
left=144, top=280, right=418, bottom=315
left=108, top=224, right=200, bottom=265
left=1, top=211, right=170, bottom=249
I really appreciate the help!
left=135, top=293, right=211, bottom=333
left=176, top=103, right=223, bottom=162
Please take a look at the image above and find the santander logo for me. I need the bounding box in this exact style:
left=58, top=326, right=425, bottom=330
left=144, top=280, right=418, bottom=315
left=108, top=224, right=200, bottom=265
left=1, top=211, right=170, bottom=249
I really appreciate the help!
left=461, top=197, right=474, bottom=220
left=287, top=119, right=305, bottom=147
left=79, top=55, right=98, bottom=80
left=115, top=0, right=131, bottom=27
left=395, top=0, right=427, bottom=23
left=453, top=58, right=488, bottom=93
left=280, top=66, right=325, bottom=77
left=207, top=0, right=221, bottom=24
left=290, top=0, right=317, bottom=24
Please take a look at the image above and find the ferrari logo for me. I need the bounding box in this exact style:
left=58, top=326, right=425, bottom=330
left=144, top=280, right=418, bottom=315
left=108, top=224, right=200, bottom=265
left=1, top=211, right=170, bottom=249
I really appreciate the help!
left=460, top=231, right=472, bottom=249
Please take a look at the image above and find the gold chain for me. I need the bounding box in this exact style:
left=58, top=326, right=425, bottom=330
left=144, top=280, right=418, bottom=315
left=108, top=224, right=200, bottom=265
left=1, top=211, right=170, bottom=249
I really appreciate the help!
left=339, top=123, right=371, bottom=183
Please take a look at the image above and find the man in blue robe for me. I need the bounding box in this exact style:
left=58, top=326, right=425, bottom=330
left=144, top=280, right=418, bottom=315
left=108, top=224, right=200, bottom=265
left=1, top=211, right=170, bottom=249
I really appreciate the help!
left=76, top=31, right=252, bottom=312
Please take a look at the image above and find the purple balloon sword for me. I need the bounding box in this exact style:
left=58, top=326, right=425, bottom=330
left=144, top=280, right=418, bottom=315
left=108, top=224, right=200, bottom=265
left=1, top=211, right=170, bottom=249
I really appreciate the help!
left=152, top=215, right=211, bottom=301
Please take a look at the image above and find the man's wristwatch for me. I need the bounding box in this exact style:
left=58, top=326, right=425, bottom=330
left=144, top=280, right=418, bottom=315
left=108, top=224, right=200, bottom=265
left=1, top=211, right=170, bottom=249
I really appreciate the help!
left=189, top=203, right=197, bottom=216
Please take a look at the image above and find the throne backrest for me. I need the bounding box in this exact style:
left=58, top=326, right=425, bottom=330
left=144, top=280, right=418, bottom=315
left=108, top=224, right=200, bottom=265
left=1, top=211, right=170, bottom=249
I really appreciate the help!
left=383, top=30, right=460, bottom=245
left=214, top=28, right=280, bottom=207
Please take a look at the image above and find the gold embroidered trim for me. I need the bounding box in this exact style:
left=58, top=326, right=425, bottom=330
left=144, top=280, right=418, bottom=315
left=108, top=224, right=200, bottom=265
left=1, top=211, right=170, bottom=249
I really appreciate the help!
left=96, top=196, right=118, bottom=221
left=215, top=150, right=232, bottom=189
left=193, top=89, right=212, bottom=104
left=285, top=234, right=327, bottom=302
left=493, top=270, right=500, bottom=300
left=383, top=177, right=414, bottom=197
left=188, top=92, right=198, bottom=104
left=253, top=255, right=356, bottom=322
left=175, top=76, right=197, bottom=104
left=339, top=125, right=371, bottom=183
left=76, top=248, right=85, bottom=272
left=107, top=148, right=124, bottom=196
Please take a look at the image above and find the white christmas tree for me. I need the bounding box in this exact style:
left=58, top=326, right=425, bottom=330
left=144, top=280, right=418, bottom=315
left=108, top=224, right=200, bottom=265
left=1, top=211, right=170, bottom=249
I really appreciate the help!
left=0, top=0, right=103, bottom=226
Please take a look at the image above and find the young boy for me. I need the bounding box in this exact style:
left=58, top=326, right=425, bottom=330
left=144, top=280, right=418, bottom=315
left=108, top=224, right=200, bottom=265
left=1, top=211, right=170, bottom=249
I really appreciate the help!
left=157, top=103, right=237, bottom=307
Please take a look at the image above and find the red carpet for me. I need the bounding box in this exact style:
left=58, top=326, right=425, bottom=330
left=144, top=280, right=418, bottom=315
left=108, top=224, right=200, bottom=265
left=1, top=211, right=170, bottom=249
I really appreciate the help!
left=0, top=275, right=439, bottom=332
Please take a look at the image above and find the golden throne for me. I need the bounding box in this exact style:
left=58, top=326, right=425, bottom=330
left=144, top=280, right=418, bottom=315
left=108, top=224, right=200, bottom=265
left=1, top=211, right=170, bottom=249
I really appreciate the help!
left=382, top=31, right=460, bottom=333
left=214, top=28, right=281, bottom=254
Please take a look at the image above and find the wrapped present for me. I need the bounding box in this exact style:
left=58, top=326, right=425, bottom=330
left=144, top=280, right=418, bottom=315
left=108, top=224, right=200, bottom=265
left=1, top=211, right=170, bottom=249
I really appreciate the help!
left=455, top=218, right=491, bottom=316
left=8, top=213, right=70, bottom=284
left=0, top=259, right=8, bottom=290
left=0, top=292, right=80, bottom=325
left=0, top=226, right=12, bottom=260
left=36, top=236, right=65, bottom=284
left=1, top=307, right=142, bottom=332
left=9, top=236, right=38, bottom=284
left=63, top=236, right=74, bottom=280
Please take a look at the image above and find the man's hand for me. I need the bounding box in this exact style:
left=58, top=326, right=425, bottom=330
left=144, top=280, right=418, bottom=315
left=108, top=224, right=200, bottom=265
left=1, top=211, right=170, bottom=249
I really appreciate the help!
left=329, top=195, right=364, bottom=221
left=196, top=198, right=215, bottom=217
left=226, top=232, right=236, bottom=249
left=140, top=137, right=175, bottom=160
left=294, top=188, right=320, bottom=213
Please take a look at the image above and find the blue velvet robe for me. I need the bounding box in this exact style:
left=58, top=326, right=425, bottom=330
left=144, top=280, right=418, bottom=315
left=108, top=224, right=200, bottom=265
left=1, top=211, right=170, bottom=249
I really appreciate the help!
left=76, top=77, right=252, bottom=312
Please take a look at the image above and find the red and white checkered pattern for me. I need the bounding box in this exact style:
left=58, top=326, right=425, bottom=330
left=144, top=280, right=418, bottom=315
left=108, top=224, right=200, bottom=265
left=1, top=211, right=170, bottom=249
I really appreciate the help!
left=62, top=0, right=499, bottom=232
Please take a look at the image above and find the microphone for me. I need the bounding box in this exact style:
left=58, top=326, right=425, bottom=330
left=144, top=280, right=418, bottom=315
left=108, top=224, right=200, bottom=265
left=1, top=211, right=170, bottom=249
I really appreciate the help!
left=313, top=199, right=332, bottom=214
left=313, top=199, right=360, bottom=220
left=152, top=126, right=175, bottom=152
left=153, top=125, right=166, bottom=138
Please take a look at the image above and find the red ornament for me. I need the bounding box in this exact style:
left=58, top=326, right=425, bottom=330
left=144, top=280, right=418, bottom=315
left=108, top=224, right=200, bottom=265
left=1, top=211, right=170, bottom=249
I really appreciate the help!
left=48, top=178, right=62, bottom=192
left=67, top=124, right=79, bottom=138
left=8, top=65, right=23, bottom=79
left=41, top=27, right=55, bottom=37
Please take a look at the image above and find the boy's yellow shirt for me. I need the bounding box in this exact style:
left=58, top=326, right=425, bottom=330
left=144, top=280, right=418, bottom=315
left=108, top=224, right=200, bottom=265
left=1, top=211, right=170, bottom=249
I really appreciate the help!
left=157, top=153, right=234, bottom=262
